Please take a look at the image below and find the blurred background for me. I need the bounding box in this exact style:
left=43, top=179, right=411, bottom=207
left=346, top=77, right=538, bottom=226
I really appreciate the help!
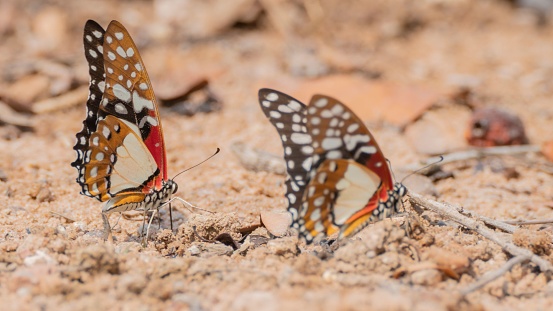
left=1, top=0, right=553, bottom=156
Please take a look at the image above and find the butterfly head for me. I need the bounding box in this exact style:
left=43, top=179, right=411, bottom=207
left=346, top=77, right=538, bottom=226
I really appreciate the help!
left=165, top=179, right=178, bottom=195
left=392, top=182, right=407, bottom=213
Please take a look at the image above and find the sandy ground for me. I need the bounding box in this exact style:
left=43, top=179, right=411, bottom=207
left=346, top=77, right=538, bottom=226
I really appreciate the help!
left=1, top=0, right=553, bottom=310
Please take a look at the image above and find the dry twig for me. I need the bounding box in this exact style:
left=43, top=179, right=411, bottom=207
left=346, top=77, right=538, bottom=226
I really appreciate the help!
left=501, top=219, right=553, bottom=226
left=402, top=145, right=542, bottom=172
left=32, top=85, right=88, bottom=114
left=0, top=101, right=33, bottom=129
left=460, top=255, right=530, bottom=295
left=49, top=211, right=76, bottom=223
left=408, top=192, right=553, bottom=272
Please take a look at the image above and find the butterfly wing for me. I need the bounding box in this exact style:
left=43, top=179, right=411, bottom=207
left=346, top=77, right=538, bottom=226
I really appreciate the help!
left=301, top=159, right=394, bottom=241
left=72, top=20, right=106, bottom=180
left=306, top=95, right=393, bottom=188
left=72, top=20, right=167, bottom=204
left=100, top=21, right=167, bottom=185
left=300, top=95, right=401, bottom=242
left=258, top=89, right=313, bottom=216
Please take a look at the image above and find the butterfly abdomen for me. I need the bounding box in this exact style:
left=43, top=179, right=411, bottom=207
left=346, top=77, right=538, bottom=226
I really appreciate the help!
left=103, top=180, right=176, bottom=214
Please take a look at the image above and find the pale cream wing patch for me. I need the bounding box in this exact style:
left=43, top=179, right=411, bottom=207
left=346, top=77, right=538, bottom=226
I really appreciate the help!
left=109, top=118, right=158, bottom=193
left=83, top=115, right=159, bottom=200
left=301, top=159, right=381, bottom=238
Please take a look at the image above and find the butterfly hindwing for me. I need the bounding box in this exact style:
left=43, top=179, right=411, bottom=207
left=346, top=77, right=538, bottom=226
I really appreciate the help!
left=301, top=159, right=387, bottom=242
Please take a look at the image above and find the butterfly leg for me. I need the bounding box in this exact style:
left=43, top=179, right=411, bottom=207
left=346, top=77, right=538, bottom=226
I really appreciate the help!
left=169, top=202, right=174, bottom=231
left=140, top=209, right=148, bottom=246
left=157, top=207, right=162, bottom=229
left=102, top=212, right=114, bottom=242
left=145, top=209, right=158, bottom=244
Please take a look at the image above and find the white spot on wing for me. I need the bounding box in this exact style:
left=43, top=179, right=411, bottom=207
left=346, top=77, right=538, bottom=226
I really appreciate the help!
left=314, top=98, right=328, bottom=108
left=139, top=83, right=148, bottom=90
left=132, top=90, right=154, bottom=113
left=347, top=123, right=359, bottom=133
left=115, top=103, right=128, bottom=114
left=322, top=138, right=342, bottom=150
left=313, top=196, right=324, bottom=207
left=107, top=51, right=116, bottom=61
left=92, top=30, right=102, bottom=38
left=113, top=84, right=131, bottom=102
left=266, top=93, right=278, bottom=101
left=345, top=134, right=371, bottom=151
left=354, top=146, right=378, bottom=159
left=291, top=133, right=312, bottom=144
left=331, top=104, right=344, bottom=115
left=326, top=150, right=342, bottom=159
left=102, top=126, right=110, bottom=138
left=126, top=48, right=134, bottom=57
left=302, top=157, right=313, bottom=171
left=89, top=49, right=98, bottom=58
left=288, top=101, right=303, bottom=111
left=270, top=111, right=281, bottom=119
left=115, top=32, right=124, bottom=40
left=116, top=46, right=127, bottom=58
left=139, top=116, right=158, bottom=128
left=278, top=105, right=293, bottom=113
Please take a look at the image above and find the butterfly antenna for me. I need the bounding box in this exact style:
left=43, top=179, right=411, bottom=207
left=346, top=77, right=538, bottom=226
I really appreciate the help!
left=400, top=156, right=444, bottom=183
left=172, top=148, right=220, bottom=180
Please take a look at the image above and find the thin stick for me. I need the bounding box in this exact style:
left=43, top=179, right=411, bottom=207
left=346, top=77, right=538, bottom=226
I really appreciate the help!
left=501, top=219, right=553, bottom=226
left=460, top=255, right=530, bottom=295
left=408, top=192, right=553, bottom=272
left=401, top=145, right=542, bottom=172
left=32, top=86, right=89, bottom=114
left=49, top=211, right=76, bottom=223
left=461, top=212, right=518, bottom=234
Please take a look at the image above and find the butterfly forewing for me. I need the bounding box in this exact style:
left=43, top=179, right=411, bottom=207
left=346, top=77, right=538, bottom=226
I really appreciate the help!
left=258, top=89, right=313, bottom=214
left=100, top=21, right=167, bottom=185
left=306, top=95, right=393, bottom=191
left=72, top=20, right=106, bottom=184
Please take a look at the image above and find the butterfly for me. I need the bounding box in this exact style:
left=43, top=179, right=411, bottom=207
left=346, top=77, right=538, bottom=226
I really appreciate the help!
left=258, top=89, right=407, bottom=244
left=71, top=20, right=177, bottom=240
